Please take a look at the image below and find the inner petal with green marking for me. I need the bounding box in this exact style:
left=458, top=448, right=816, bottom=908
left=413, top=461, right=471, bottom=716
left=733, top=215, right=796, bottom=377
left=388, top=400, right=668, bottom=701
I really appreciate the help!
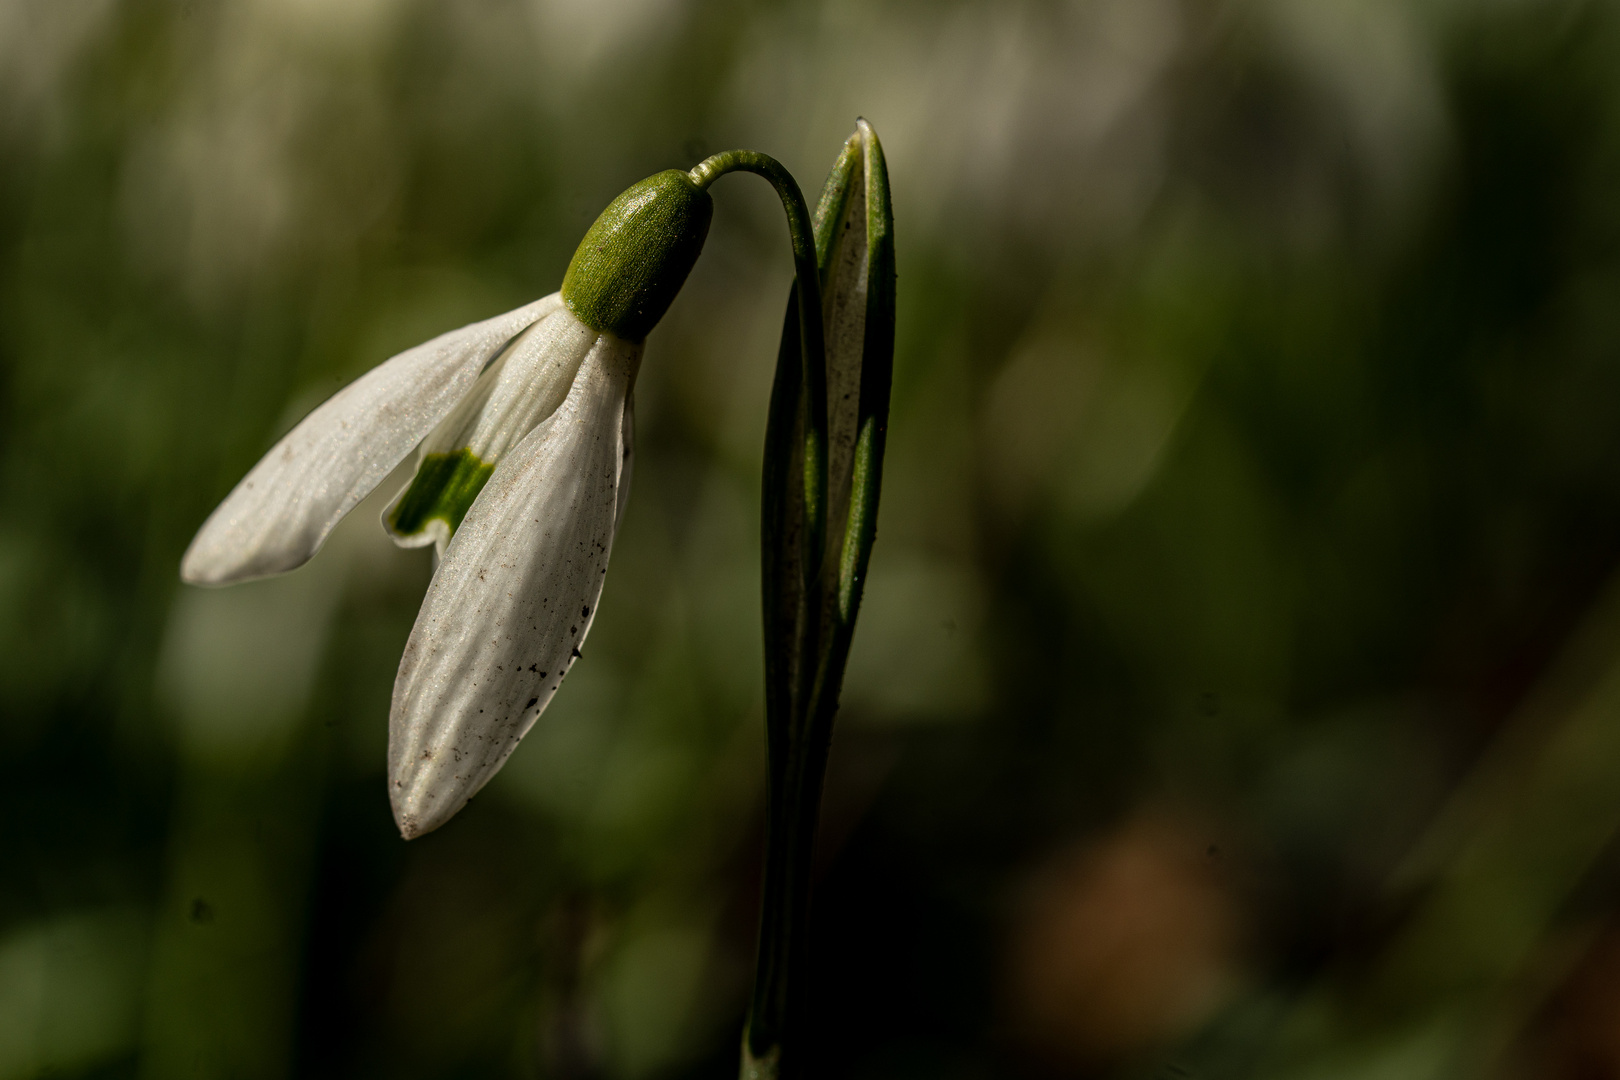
left=382, top=302, right=602, bottom=553
left=386, top=449, right=495, bottom=543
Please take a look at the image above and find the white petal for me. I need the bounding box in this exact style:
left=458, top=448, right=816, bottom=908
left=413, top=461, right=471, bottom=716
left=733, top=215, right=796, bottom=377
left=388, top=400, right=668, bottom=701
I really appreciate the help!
left=387, top=332, right=641, bottom=839
left=380, top=306, right=600, bottom=555
left=616, top=389, right=635, bottom=527
left=181, top=293, right=564, bottom=585
left=419, top=306, right=599, bottom=462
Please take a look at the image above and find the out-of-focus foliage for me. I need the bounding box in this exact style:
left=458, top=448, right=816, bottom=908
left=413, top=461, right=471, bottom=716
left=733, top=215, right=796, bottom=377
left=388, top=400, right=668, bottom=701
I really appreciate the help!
left=8, top=0, right=1620, bottom=1077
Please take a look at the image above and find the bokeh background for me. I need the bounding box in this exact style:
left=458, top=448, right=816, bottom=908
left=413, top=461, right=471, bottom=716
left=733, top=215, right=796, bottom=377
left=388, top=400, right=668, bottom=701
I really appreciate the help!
left=9, top=0, right=1620, bottom=1076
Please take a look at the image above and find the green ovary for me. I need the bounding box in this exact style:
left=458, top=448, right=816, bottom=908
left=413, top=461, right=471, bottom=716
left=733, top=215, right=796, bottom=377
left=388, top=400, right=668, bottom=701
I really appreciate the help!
left=388, top=449, right=495, bottom=540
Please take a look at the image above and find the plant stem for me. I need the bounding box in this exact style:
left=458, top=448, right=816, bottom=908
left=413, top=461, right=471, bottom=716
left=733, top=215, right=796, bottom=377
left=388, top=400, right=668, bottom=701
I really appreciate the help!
left=691, top=150, right=830, bottom=1080
left=690, top=151, right=828, bottom=562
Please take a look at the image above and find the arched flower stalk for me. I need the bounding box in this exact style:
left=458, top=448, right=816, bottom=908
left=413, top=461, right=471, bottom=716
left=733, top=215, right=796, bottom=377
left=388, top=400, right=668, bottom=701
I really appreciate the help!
left=180, top=121, right=894, bottom=1080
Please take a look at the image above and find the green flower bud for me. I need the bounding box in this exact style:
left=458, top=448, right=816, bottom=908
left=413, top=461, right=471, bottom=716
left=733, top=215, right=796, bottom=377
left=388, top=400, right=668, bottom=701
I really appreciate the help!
left=561, top=170, right=713, bottom=343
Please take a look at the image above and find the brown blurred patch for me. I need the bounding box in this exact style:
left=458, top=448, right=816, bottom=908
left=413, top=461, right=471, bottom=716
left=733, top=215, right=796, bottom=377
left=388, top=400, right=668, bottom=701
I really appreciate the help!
left=1519, top=926, right=1620, bottom=1080
left=1000, top=809, right=1245, bottom=1070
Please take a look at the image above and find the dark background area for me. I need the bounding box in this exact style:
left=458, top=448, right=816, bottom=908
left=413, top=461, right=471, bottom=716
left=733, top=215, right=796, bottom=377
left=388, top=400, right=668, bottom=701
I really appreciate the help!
left=7, top=0, right=1620, bottom=1077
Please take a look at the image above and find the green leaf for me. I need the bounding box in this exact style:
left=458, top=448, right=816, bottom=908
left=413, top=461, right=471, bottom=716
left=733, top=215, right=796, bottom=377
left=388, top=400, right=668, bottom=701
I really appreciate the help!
left=816, top=118, right=895, bottom=637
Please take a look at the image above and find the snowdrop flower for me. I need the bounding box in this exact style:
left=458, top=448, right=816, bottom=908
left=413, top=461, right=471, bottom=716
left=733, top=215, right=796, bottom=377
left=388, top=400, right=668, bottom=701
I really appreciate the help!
left=182, top=169, right=713, bottom=838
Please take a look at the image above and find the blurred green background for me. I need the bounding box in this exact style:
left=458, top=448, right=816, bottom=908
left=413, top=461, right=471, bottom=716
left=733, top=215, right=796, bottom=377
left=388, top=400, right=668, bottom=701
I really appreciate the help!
left=10, top=0, right=1620, bottom=1077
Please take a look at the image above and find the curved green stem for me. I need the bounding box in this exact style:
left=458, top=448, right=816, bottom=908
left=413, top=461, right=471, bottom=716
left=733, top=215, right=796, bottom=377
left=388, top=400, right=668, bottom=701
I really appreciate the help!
left=692, top=151, right=828, bottom=573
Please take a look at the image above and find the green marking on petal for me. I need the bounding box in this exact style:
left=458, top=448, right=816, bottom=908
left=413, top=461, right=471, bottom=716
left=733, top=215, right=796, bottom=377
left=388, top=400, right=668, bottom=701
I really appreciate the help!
left=387, top=449, right=495, bottom=540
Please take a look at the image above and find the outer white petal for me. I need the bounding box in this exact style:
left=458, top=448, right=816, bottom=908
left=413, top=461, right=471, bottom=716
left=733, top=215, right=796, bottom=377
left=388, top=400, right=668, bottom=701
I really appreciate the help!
left=616, top=389, right=635, bottom=527
left=181, top=293, right=564, bottom=585
left=387, top=332, right=640, bottom=839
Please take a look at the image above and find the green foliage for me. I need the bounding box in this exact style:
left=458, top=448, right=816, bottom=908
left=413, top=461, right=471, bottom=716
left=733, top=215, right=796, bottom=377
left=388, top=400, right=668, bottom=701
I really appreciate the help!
left=9, top=1, right=1620, bottom=1078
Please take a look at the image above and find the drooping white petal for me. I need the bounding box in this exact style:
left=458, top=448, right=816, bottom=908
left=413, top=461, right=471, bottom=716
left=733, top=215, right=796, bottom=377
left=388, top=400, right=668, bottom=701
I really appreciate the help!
left=616, top=390, right=634, bottom=527
left=387, top=331, right=640, bottom=839
left=181, top=293, right=564, bottom=585
left=380, top=306, right=600, bottom=555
